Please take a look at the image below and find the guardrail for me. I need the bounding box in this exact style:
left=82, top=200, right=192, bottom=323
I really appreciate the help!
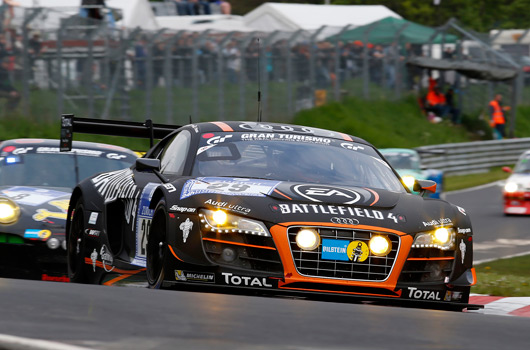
left=416, top=138, right=530, bottom=175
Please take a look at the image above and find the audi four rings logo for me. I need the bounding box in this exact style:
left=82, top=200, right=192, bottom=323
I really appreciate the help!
left=293, top=184, right=362, bottom=205
left=331, top=217, right=359, bottom=225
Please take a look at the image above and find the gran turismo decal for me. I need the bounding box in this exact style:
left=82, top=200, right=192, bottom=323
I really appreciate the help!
left=205, top=134, right=233, bottom=145
left=36, top=147, right=103, bottom=157
left=241, top=133, right=331, bottom=144
left=222, top=272, right=273, bottom=288
left=340, top=143, right=365, bottom=151
left=422, top=218, right=452, bottom=227
left=175, top=270, right=215, bottom=283
left=180, top=177, right=280, bottom=199
left=407, top=287, right=442, bottom=301
left=169, top=205, right=196, bottom=213
left=204, top=199, right=251, bottom=215
left=179, top=218, right=193, bottom=243
left=106, top=153, right=127, bottom=160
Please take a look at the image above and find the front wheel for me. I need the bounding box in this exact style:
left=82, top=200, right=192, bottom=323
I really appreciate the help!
left=67, top=198, right=89, bottom=283
left=146, top=200, right=168, bottom=289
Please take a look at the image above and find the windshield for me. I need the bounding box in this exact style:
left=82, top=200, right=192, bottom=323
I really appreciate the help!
left=381, top=151, right=421, bottom=171
left=514, top=153, right=530, bottom=174
left=192, top=133, right=405, bottom=192
left=0, top=150, right=134, bottom=188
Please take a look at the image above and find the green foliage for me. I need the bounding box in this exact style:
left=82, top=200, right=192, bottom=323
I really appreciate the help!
left=444, top=167, right=511, bottom=192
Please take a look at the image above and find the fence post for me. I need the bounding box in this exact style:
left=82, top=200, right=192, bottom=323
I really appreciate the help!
left=217, top=32, right=235, bottom=121
left=286, top=30, right=303, bottom=117
left=333, top=25, right=350, bottom=102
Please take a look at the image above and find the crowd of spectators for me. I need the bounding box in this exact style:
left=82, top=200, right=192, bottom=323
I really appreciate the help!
left=172, top=0, right=231, bottom=16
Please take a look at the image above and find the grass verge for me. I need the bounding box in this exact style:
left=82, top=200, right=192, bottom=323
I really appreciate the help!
left=472, top=255, right=530, bottom=297
left=444, top=166, right=511, bottom=192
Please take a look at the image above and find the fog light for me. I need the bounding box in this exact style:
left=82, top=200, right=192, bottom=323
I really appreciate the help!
left=434, top=228, right=450, bottom=244
left=46, top=238, right=60, bottom=250
left=221, top=247, right=237, bottom=262
left=369, top=235, right=391, bottom=256
left=295, top=229, right=320, bottom=251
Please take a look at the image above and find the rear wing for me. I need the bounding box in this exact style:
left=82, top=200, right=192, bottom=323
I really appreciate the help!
left=60, top=114, right=180, bottom=152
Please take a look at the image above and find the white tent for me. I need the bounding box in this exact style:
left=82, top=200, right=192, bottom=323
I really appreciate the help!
left=16, top=0, right=159, bottom=30
left=156, top=14, right=256, bottom=33
left=243, top=3, right=402, bottom=38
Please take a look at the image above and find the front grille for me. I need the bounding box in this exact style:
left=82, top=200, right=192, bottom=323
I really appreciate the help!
left=287, top=226, right=400, bottom=281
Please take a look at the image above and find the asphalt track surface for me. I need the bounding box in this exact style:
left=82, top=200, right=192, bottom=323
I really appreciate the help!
left=2, top=182, right=530, bottom=350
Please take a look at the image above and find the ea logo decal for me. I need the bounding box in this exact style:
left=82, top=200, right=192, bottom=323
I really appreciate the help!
left=293, top=184, right=361, bottom=204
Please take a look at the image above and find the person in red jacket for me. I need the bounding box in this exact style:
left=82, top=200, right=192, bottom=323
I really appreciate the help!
left=425, top=77, right=448, bottom=118
left=489, top=93, right=510, bottom=139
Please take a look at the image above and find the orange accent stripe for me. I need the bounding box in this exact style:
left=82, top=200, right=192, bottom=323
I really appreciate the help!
left=202, top=237, right=277, bottom=251
left=103, top=269, right=145, bottom=286
left=471, top=267, right=477, bottom=286
left=168, top=245, right=184, bottom=261
left=407, top=257, right=455, bottom=261
left=278, top=283, right=402, bottom=298
left=274, top=189, right=292, bottom=200
left=339, top=132, right=353, bottom=142
left=364, top=187, right=380, bottom=206
left=210, top=121, right=233, bottom=132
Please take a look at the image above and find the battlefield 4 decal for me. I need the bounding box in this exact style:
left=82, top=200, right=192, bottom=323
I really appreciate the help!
left=422, top=218, right=453, bottom=227
left=222, top=272, right=273, bottom=288
left=272, top=203, right=404, bottom=223
left=407, top=287, right=442, bottom=301
left=175, top=270, right=215, bottom=283
left=100, top=244, right=114, bottom=272
left=204, top=199, right=251, bottom=215
left=179, top=218, right=194, bottom=243
left=180, top=177, right=280, bottom=199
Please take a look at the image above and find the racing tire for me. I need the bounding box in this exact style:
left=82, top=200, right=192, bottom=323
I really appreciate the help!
left=146, top=200, right=169, bottom=289
left=67, top=198, right=90, bottom=283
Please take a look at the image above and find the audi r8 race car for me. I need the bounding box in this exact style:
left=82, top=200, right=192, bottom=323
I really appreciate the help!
left=64, top=116, right=479, bottom=311
left=380, top=148, right=444, bottom=199
left=502, top=150, right=530, bottom=215
left=0, top=139, right=137, bottom=280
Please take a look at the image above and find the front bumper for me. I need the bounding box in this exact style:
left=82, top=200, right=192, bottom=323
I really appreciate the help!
left=504, top=193, right=530, bottom=214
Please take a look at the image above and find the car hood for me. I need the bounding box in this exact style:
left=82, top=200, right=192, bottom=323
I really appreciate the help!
left=506, top=173, right=530, bottom=188
left=175, top=177, right=463, bottom=234
left=0, top=185, right=71, bottom=238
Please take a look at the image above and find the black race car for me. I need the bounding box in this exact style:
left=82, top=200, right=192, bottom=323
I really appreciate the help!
left=64, top=117, right=479, bottom=310
left=0, top=138, right=137, bottom=280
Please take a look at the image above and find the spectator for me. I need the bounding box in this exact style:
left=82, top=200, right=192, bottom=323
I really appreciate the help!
left=28, top=32, right=46, bottom=84
left=173, top=0, right=188, bottom=15
left=0, top=56, right=20, bottom=112
left=219, top=0, right=231, bottom=15
left=445, top=87, right=460, bottom=124
left=0, top=0, right=19, bottom=30
left=425, top=76, right=449, bottom=119
left=489, top=93, right=510, bottom=139
left=223, top=40, right=240, bottom=84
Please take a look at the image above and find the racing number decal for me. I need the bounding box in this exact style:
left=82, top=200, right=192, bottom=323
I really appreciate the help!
left=139, top=218, right=151, bottom=257
left=206, top=183, right=250, bottom=192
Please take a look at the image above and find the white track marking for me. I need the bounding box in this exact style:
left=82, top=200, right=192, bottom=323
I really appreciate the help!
left=0, top=334, right=93, bottom=350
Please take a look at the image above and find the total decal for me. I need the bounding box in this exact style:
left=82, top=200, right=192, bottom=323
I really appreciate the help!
left=175, top=270, right=215, bottom=283
left=422, top=218, right=453, bottom=227
left=271, top=203, right=405, bottom=223
left=134, top=183, right=159, bottom=266
left=204, top=198, right=251, bottom=215
left=221, top=272, right=274, bottom=288
left=240, top=133, right=332, bottom=145
left=406, top=287, right=442, bottom=301
left=180, top=177, right=280, bottom=199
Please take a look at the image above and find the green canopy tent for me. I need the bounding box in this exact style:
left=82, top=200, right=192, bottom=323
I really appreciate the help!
left=329, top=17, right=458, bottom=44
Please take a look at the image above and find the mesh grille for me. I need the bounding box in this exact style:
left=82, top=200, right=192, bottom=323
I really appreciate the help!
left=288, top=226, right=400, bottom=281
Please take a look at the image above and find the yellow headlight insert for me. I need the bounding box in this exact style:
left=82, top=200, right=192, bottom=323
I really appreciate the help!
left=434, top=227, right=450, bottom=244
left=211, top=210, right=228, bottom=226
left=368, top=235, right=391, bottom=256
left=296, top=228, right=320, bottom=251
left=0, top=197, right=20, bottom=225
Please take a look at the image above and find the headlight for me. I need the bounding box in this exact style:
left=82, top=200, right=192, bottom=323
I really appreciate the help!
left=402, top=175, right=415, bottom=188
left=295, top=228, right=320, bottom=251
left=369, top=235, right=391, bottom=256
left=504, top=182, right=519, bottom=193
left=199, top=209, right=270, bottom=236
left=0, top=197, right=20, bottom=224
left=412, top=227, right=455, bottom=250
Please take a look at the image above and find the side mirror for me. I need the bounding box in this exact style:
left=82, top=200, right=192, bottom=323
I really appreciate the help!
left=502, top=166, right=512, bottom=173
left=413, top=179, right=437, bottom=197
left=136, top=158, right=161, bottom=171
